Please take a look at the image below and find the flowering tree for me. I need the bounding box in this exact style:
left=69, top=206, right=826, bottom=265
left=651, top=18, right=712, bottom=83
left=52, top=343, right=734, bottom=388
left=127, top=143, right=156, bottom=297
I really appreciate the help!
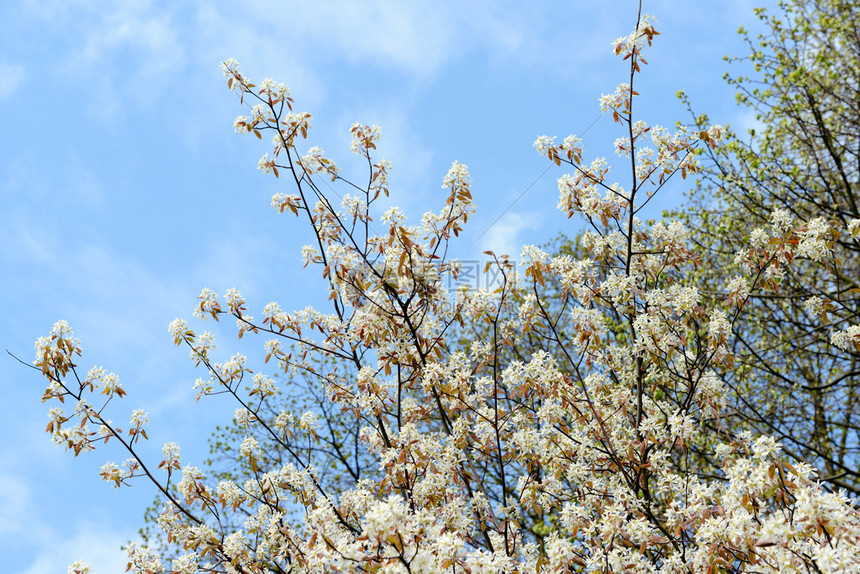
left=677, top=0, right=860, bottom=495
left=31, top=6, right=860, bottom=573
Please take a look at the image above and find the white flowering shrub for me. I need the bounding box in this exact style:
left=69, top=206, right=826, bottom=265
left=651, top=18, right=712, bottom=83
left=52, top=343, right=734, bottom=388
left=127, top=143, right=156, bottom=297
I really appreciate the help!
left=30, top=11, right=860, bottom=574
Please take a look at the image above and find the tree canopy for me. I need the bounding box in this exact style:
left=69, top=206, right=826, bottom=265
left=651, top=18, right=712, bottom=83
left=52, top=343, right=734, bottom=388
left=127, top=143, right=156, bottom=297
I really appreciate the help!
left=28, top=3, right=860, bottom=573
left=678, top=0, right=860, bottom=494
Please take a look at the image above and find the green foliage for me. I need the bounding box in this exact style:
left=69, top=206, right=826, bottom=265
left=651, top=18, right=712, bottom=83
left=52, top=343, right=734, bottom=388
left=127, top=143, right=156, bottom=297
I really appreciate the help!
left=678, top=0, right=860, bottom=493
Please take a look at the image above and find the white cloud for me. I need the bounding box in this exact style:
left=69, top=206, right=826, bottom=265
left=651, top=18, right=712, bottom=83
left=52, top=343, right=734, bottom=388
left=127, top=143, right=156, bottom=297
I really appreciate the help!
left=19, top=523, right=130, bottom=574
left=20, top=0, right=185, bottom=118
left=477, top=211, right=541, bottom=260
left=291, top=1, right=452, bottom=76
left=0, top=62, right=25, bottom=99
left=0, top=472, right=32, bottom=535
left=191, top=0, right=612, bottom=97
left=228, top=0, right=528, bottom=79
left=729, top=107, right=765, bottom=138
left=0, top=463, right=131, bottom=574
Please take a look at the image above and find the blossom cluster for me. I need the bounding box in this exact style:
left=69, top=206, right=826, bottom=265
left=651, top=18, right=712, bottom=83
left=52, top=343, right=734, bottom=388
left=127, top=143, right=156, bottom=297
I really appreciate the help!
left=29, top=16, right=860, bottom=574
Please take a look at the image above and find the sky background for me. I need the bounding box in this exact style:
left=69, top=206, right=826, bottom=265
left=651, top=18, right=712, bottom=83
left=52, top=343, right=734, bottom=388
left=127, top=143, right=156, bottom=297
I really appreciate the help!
left=1, top=0, right=773, bottom=571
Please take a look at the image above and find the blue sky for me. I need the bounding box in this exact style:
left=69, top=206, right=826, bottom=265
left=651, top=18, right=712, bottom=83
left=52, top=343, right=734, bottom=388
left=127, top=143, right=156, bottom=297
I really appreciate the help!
left=1, top=0, right=770, bottom=571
